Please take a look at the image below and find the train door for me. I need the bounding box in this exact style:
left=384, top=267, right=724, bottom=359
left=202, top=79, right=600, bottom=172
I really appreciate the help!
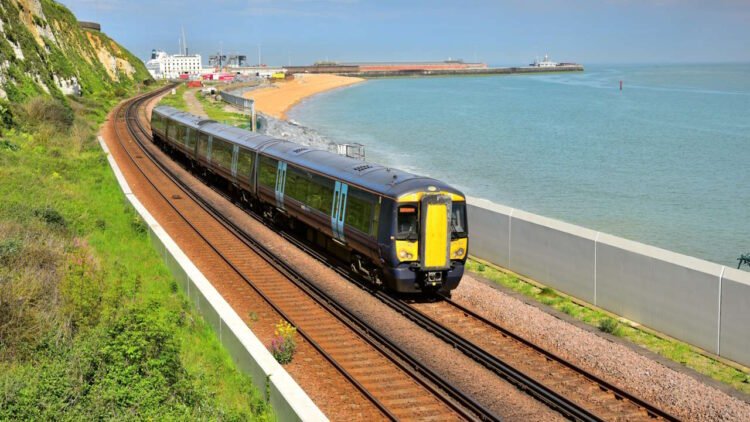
left=274, top=161, right=287, bottom=209
left=331, top=181, right=348, bottom=242
left=419, top=195, right=452, bottom=271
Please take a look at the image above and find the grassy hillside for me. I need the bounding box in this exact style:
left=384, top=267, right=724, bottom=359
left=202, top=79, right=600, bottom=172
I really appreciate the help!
left=0, top=1, right=273, bottom=419
left=0, top=0, right=151, bottom=115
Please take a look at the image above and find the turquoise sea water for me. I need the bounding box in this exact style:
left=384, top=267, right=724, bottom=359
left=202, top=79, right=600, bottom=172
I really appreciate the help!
left=288, top=64, right=750, bottom=267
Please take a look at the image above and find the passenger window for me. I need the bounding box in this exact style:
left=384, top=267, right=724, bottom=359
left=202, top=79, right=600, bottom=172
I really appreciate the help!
left=258, top=156, right=277, bottom=188
left=345, top=187, right=377, bottom=235
left=197, top=133, right=210, bottom=158
left=396, top=205, right=418, bottom=241
left=237, top=148, right=254, bottom=181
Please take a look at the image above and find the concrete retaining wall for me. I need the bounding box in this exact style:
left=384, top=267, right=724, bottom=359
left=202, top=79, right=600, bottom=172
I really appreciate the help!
left=99, top=137, right=327, bottom=421
left=467, top=197, right=750, bottom=367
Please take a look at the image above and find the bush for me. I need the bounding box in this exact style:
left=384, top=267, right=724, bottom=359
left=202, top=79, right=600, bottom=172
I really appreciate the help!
left=33, top=206, right=67, bottom=229
left=269, top=320, right=297, bottom=364
left=14, top=97, right=74, bottom=133
left=130, top=214, right=148, bottom=235
left=598, top=318, right=623, bottom=336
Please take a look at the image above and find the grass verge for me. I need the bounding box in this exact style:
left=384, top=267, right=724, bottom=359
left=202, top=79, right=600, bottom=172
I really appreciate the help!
left=0, top=90, right=272, bottom=419
left=194, top=89, right=253, bottom=129
left=465, top=258, right=750, bottom=395
left=158, top=83, right=188, bottom=110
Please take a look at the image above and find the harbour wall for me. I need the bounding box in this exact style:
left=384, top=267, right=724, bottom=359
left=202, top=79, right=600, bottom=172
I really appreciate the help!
left=98, top=136, right=328, bottom=421
left=287, top=65, right=583, bottom=78
left=467, top=197, right=750, bottom=368
left=340, top=65, right=583, bottom=78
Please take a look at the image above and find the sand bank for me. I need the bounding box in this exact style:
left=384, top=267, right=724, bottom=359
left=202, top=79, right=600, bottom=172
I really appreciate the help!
left=242, top=73, right=364, bottom=120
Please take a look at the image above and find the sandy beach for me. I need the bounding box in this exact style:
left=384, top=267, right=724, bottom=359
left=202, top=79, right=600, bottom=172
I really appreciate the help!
left=242, top=73, right=364, bottom=120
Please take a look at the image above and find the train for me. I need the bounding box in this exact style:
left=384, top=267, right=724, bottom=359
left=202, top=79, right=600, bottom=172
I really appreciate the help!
left=150, top=105, right=468, bottom=294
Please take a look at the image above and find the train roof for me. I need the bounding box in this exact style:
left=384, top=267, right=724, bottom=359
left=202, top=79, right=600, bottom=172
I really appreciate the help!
left=153, top=106, right=214, bottom=128
left=152, top=105, right=462, bottom=199
left=259, top=141, right=457, bottom=198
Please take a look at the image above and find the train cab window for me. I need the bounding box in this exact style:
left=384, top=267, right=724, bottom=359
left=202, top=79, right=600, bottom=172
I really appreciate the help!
left=451, top=202, right=468, bottom=239
left=396, top=205, right=418, bottom=241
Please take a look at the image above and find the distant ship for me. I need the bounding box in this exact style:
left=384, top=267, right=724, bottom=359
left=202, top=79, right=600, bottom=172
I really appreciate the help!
left=530, top=54, right=559, bottom=68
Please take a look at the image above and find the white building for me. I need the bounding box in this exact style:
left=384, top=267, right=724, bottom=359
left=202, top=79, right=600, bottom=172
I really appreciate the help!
left=530, top=54, right=559, bottom=68
left=146, top=49, right=202, bottom=80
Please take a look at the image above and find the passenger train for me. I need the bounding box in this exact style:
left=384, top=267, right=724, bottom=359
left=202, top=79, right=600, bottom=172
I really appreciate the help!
left=151, top=105, right=468, bottom=294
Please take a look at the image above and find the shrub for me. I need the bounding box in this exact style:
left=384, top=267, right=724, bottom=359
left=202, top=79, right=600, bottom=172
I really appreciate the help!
left=477, top=263, right=486, bottom=272
left=0, top=139, right=19, bottom=151
left=33, top=206, right=67, bottom=229
left=0, top=238, right=22, bottom=264
left=60, top=239, right=106, bottom=334
left=14, top=97, right=74, bottom=133
left=130, top=215, right=148, bottom=235
left=269, top=320, right=297, bottom=364
left=598, top=318, right=623, bottom=336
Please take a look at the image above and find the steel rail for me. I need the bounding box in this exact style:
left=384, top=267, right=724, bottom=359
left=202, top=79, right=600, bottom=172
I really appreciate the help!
left=113, top=88, right=397, bottom=421
left=127, top=88, right=678, bottom=421
left=121, top=88, right=494, bottom=421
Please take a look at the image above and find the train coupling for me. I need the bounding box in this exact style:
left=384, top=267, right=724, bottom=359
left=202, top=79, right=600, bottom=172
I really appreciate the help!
left=425, top=271, right=443, bottom=287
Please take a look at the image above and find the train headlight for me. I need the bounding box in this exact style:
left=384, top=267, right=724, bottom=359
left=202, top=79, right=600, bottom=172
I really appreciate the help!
left=452, top=248, right=465, bottom=258
left=398, top=250, right=414, bottom=260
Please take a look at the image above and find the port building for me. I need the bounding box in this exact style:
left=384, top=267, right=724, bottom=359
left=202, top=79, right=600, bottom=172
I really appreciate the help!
left=146, top=49, right=202, bottom=80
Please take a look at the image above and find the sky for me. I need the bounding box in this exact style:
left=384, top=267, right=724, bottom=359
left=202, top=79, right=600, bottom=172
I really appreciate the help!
left=61, top=0, right=750, bottom=66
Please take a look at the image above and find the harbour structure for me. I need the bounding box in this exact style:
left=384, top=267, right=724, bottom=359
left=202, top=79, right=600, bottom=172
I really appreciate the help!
left=208, top=54, right=248, bottom=68
left=285, top=58, right=582, bottom=77
left=530, top=54, right=558, bottom=67
left=146, top=49, right=202, bottom=80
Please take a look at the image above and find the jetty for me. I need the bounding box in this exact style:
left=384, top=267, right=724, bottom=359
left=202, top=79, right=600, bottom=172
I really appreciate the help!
left=285, top=60, right=583, bottom=78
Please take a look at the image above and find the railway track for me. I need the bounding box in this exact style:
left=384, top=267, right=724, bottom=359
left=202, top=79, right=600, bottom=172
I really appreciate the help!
left=112, top=87, right=494, bottom=420
left=112, top=86, right=680, bottom=421
left=288, top=228, right=681, bottom=421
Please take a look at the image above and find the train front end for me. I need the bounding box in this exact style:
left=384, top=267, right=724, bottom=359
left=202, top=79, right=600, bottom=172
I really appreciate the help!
left=384, top=190, right=468, bottom=294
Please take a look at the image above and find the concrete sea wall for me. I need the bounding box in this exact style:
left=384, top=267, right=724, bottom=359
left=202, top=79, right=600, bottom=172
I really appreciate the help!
left=467, top=197, right=750, bottom=368
left=99, top=136, right=327, bottom=421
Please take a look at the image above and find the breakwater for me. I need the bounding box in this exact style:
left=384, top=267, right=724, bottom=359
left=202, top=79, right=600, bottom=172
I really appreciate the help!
left=286, top=64, right=583, bottom=78
left=339, top=65, right=584, bottom=78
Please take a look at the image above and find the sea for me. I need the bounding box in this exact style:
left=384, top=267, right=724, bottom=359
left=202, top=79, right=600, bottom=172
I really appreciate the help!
left=287, top=64, right=750, bottom=267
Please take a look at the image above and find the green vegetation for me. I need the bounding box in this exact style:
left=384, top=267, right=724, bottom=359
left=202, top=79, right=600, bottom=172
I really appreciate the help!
left=159, top=84, right=188, bottom=110
left=269, top=321, right=297, bottom=365
left=0, top=0, right=151, bottom=114
left=0, top=87, right=270, bottom=420
left=194, top=89, right=253, bottom=128
left=465, top=258, right=750, bottom=394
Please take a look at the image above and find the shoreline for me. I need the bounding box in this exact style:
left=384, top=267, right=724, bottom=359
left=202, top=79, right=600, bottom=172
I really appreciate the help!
left=242, top=73, right=364, bottom=120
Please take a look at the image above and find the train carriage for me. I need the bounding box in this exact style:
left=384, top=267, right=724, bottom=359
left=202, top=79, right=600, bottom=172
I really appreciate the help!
left=151, top=105, right=468, bottom=294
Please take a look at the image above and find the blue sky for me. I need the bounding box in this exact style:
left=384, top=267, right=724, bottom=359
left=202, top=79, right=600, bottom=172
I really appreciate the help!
left=61, top=0, right=750, bottom=66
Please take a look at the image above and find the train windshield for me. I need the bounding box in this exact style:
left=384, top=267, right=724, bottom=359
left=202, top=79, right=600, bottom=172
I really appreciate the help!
left=451, top=202, right=468, bottom=239
left=396, top=205, right=418, bottom=241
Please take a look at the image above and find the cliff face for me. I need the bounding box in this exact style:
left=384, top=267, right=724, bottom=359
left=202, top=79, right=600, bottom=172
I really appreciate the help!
left=0, top=0, right=152, bottom=103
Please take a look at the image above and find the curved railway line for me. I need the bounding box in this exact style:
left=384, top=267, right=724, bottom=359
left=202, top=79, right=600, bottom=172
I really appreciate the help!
left=112, top=86, right=681, bottom=421
left=115, top=87, right=491, bottom=420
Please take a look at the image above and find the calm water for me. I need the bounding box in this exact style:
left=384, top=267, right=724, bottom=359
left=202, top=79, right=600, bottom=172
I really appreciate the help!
left=288, top=64, right=750, bottom=267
